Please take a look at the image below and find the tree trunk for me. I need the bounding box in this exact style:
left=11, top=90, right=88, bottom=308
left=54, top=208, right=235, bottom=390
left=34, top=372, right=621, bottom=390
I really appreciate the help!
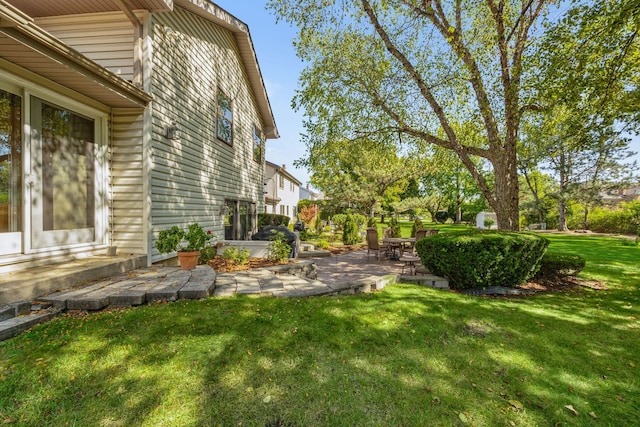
left=490, top=149, right=520, bottom=231
left=558, top=200, right=568, bottom=231
left=557, top=150, right=569, bottom=231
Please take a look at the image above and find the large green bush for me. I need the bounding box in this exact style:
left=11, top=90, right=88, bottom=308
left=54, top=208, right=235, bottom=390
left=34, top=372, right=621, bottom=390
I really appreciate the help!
left=415, top=230, right=549, bottom=289
left=342, top=214, right=361, bottom=245
left=534, top=253, right=585, bottom=279
left=258, top=214, right=290, bottom=228
left=586, top=201, right=640, bottom=235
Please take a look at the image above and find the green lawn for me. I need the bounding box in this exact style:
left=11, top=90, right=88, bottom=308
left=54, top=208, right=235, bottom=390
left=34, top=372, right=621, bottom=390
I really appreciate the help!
left=1, top=233, right=639, bottom=426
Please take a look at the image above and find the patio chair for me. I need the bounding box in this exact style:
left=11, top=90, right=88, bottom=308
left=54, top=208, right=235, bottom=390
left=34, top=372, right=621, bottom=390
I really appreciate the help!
left=366, top=228, right=389, bottom=262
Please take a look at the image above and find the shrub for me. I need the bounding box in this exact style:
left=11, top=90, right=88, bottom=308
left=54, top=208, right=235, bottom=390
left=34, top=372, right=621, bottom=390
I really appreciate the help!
left=434, top=211, right=450, bottom=224
left=388, top=217, right=400, bottom=237
left=198, top=246, right=217, bottom=264
left=267, top=230, right=291, bottom=262
left=342, top=214, right=361, bottom=245
left=367, top=217, right=377, bottom=228
left=534, top=253, right=586, bottom=279
left=221, top=247, right=250, bottom=266
left=316, top=239, right=330, bottom=249
left=411, top=217, right=424, bottom=237
left=258, top=214, right=290, bottom=228
left=415, top=230, right=549, bottom=290
left=332, top=214, right=347, bottom=230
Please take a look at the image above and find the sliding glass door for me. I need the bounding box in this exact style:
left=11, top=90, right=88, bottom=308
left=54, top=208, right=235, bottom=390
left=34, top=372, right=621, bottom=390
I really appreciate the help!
left=30, top=97, right=96, bottom=249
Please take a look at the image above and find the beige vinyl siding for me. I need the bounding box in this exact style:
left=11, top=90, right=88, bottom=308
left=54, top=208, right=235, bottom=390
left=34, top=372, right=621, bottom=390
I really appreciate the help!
left=33, top=11, right=146, bottom=81
left=111, top=108, right=147, bottom=254
left=148, top=7, right=266, bottom=260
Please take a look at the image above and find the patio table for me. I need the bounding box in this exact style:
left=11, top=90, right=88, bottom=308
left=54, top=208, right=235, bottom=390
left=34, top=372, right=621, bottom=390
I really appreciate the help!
left=382, top=237, right=415, bottom=260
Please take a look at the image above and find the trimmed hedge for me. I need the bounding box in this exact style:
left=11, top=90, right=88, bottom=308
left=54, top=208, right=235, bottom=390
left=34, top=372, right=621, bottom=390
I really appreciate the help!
left=415, top=230, right=549, bottom=289
left=534, top=253, right=585, bottom=279
left=258, top=214, right=290, bottom=229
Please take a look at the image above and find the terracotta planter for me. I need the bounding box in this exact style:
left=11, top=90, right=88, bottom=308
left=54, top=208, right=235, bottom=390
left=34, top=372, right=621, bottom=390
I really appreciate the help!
left=177, top=250, right=200, bottom=270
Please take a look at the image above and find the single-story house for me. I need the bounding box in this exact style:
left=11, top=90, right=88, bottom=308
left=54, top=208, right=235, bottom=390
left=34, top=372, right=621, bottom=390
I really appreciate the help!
left=0, top=0, right=278, bottom=273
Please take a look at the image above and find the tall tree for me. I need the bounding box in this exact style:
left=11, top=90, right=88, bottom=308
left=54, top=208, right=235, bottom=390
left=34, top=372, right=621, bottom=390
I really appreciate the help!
left=269, top=0, right=550, bottom=230
left=524, top=0, right=639, bottom=230
left=304, top=137, right=421, bottom=216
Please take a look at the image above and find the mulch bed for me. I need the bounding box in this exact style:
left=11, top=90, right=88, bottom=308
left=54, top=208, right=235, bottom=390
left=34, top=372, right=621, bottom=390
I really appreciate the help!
left=208, top=256, right=292, bottom=273
left=460, top=275, right=608, bottom=297
left=326, top=244, right=367, bottom=255
left=519, top=275, right=607, bottom=293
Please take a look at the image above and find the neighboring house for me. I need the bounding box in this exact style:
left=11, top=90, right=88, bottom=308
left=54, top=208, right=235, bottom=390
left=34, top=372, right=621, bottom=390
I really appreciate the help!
left=299, top=184, right=323, bottom=202
left=264, top=161, right=301, bottom=223
left=621, top=185, right=640, bottom=202
left=0, top=0, right=278, bottom=270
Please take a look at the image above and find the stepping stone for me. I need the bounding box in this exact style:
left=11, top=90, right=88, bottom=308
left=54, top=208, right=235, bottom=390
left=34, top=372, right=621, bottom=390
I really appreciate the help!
left=0, top=310, right=60, bottom=341
left=235, top=275, right=261, bottom=294
left=213, top=285, right=236, bottom=297
left=146, top=270, right=192, bottom=302
left=178, top=266, right=216, bottom=299
left=259, top=277, right=285, bottom=293
left=41, top=273, right=130, bottom=309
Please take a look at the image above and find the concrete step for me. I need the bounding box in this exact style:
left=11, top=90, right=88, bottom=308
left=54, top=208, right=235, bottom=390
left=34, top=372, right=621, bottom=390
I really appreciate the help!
left=39, top=266, right=216, bottom=310
left=0, top=254, right=148, bottom=306
left=0, top=301, right=31, bottom=321
left=0, top=308, right=61, bottom=341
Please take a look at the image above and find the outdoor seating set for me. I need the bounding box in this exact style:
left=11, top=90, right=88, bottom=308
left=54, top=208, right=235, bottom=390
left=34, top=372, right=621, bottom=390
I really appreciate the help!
left=365, top=227, right=439, bottom=275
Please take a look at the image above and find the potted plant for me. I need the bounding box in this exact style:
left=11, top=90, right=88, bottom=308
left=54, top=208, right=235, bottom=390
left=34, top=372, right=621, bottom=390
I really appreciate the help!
left=156, top=223, right=212, bottom=270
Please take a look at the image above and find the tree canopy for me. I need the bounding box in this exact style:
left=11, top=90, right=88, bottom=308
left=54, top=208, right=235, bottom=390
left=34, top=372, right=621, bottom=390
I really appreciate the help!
left=270, top=0, right=551, bottom=230
left=269, top=0, right=638, bottom=230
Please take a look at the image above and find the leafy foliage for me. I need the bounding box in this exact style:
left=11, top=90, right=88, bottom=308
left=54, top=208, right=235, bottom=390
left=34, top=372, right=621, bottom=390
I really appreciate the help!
left=155, top=224, right=211, bottom=253
left=415, top=230, right=549, bottom=289
left=221, top=247, right=250, bottom=266
left=258, top=214, right=291, bottom=228
left=342, top=214, right=361, bottom=245
left=268, top=0, right=554, bottom=230
left=198, top=246, right=217, bottom=265
left=534, top=253, right=586, bottom=279
left=411, top=217, right=423, bottom=237
left=267, top=230, right=292, bottom=262
left=569, top=201, right=640, bottom=235
left=387, top=217, right=400, bottom=238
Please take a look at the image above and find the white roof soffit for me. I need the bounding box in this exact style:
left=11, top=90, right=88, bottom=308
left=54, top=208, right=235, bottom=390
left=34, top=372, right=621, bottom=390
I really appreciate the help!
left=175, top=0, right=279, bottom=139
left=0, top=1, right=152, bottom=108
left=3, top=0, right=173, bottom=17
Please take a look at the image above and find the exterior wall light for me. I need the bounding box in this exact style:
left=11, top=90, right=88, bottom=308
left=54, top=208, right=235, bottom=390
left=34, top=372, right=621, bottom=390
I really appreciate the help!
left=165, top=122, right=179, bottom=139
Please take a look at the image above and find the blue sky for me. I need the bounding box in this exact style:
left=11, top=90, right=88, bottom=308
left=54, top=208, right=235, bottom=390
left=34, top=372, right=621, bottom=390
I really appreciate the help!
left=214, top=1, right=639, bottom=186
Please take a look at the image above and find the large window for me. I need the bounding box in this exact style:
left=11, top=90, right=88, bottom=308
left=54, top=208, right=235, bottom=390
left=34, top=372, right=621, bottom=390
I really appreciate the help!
left=217, top=88, right=233, bottom=145
left=253, top=125, right=263, bottom=163
left=223, top=200, right=256, bottom=240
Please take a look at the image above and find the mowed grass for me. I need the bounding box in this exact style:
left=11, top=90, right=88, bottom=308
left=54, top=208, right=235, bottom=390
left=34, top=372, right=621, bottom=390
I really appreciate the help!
left=0, top=233, right=639, bottom=426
